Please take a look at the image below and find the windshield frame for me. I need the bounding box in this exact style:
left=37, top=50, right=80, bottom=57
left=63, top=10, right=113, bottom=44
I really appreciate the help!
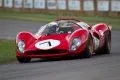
left=35, top=20, right=82, bottom=35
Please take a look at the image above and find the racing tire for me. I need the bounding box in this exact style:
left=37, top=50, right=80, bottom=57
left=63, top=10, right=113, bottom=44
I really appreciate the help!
left=17, top=57, right=31, bottom=63
left=102, top=31, right=111, bottom=54
left=96, top=31, right=111, bottom=54
left=83, top=35, right=94, bottom=58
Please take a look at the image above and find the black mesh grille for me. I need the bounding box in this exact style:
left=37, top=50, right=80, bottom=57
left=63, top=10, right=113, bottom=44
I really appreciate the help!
left=25, top=49, right=68, bottom=55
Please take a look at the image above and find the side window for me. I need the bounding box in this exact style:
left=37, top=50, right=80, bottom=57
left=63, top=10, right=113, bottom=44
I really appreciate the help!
left=72, top=24, right=80, bottom=30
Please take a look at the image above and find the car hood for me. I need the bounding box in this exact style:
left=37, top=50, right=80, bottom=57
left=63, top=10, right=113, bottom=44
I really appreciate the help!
left=25, top=34, right=70, bottom=52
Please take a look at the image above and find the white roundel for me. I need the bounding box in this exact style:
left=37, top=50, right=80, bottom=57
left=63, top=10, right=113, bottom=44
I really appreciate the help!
left=35, top=39, right=60, bottom=50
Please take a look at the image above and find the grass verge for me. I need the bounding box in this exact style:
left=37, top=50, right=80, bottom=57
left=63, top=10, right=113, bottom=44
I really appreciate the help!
left=0, top=11, right=120, bottom=30
left=0, top=39, right=16, bottom=64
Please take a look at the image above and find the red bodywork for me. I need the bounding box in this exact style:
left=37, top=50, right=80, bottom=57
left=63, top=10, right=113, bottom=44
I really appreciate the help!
left=16, top=19, right=111, bottom=59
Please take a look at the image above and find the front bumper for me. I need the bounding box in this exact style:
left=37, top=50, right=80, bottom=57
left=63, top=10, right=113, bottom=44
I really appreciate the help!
left=16, top=49, right=72, bottom=58
left=16, top=43, right=86, bottom=59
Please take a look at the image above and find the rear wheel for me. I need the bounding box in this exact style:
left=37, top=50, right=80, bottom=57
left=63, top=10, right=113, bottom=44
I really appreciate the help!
left=96, top=31, right=111, bottom=54
left=102, top=32, right=111, bottom=54
left=83, top=35, right=94, bottom=58
left=17, top=57, right=31, bottom=63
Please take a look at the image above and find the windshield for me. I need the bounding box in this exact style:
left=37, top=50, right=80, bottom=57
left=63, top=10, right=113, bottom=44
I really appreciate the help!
left=36, top=20, right=80, bottom=35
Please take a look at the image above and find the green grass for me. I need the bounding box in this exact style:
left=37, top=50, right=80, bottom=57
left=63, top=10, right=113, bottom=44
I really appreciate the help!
left=0, top=40, right=16, bottom=64
left=0, top=11, right=120, bottom=30
left=0, top=11, right=56, bottom=22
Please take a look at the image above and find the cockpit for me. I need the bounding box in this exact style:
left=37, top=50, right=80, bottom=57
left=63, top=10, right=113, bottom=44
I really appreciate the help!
left=36, top=20, right=81, bottom=35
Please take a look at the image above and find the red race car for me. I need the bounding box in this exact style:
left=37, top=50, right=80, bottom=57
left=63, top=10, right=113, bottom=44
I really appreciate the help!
left=16, top=19, right=112, bottom=63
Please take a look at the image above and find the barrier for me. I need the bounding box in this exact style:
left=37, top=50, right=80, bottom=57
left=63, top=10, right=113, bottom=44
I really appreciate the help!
left=0, top=0, right=120, bottom=15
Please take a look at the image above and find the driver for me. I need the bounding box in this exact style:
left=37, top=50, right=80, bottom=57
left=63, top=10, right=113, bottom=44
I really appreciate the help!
left=47, top=22, right=59, bottom=34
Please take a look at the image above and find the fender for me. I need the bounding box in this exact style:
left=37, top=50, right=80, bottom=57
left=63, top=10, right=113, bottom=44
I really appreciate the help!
left=67, top=29, right=89, bottom=53
left=69, top=29, right=89, bottom=44
left=91, top=23, right=109, bottom=34
left=16, top=31, right=36, bottom=48
left=91, top=23, right=111, bottom=49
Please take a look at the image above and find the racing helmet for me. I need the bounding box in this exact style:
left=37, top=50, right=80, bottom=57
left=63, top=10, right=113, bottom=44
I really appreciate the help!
left=48, top=22, right=59, bottom=33
left=48, top=22, right=59, bottom=28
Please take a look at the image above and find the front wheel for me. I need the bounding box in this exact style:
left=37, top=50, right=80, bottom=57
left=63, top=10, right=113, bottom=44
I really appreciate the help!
left=17, top=57, right=31, bottom=63
left=83, top=35, right=94, bottom=58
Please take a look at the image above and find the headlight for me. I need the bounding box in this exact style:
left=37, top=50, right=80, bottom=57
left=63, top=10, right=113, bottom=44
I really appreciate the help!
left=17, top=40, right=25, bottom=53
left=70, top=38, right=81, bottom=51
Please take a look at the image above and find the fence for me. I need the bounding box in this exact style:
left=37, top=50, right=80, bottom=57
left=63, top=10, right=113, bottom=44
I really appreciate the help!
left=0, top=0, right=120, bottom=16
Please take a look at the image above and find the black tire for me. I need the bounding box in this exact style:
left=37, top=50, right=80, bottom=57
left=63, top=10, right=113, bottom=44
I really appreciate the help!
left=96, top=31, right=111, bottom=54
left=102, top=32, right=111, bottom=54
left=17, top=57, right=31, bottom=63
left=83, top=35, right=94, bottom=58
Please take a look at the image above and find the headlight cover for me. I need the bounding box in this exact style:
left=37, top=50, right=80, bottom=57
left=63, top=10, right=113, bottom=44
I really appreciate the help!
left=17, top=40, right=25, bottom=53
left=70, top=38, right=81, bottom=51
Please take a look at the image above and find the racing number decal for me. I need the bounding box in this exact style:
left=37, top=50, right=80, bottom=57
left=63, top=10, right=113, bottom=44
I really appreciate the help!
left=48, top=41, right=52, bottom=46
left=35, top=39, right=60, bottom=50
left=39, top=41, right=52, bottom=47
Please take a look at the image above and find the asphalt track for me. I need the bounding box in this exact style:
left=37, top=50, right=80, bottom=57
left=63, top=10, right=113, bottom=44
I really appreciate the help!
left=0, top=19, right=120, bottom=80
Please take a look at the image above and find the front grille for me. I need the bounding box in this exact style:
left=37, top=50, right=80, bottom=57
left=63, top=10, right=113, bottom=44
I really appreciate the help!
left=25, top=49, right=68, bottom=55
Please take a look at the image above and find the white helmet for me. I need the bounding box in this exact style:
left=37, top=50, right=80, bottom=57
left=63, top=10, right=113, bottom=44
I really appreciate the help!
left=48, top=22, right=59, bottom=28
